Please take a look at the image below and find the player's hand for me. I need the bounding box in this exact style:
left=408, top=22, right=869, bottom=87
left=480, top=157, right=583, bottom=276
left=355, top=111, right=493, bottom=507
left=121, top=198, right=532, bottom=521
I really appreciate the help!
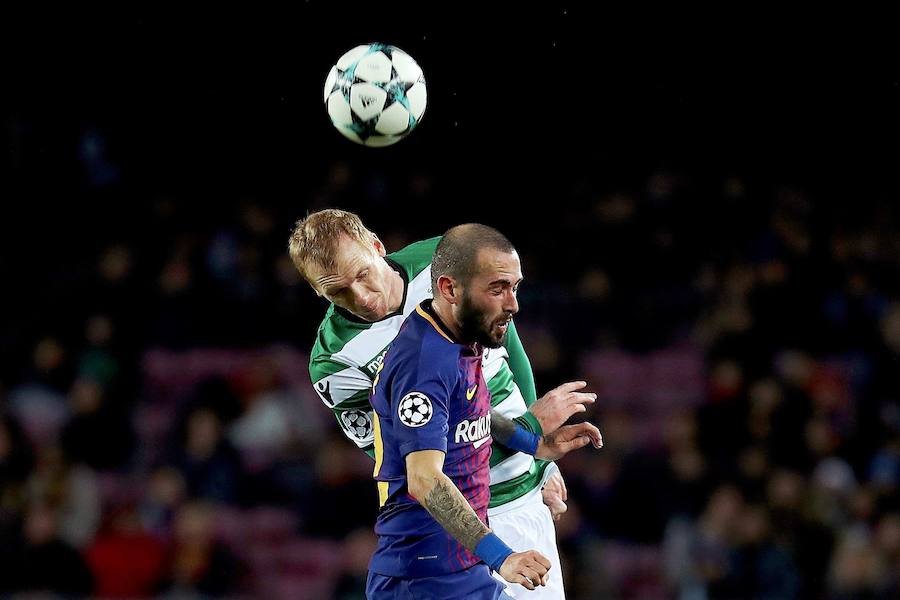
left=498, top=550, right=551, bottom=590
left=536, top=422, right=602, bottom=460
left=542, top=471, right=568, bottom=521
left=529, top=381, right=596, bottom=434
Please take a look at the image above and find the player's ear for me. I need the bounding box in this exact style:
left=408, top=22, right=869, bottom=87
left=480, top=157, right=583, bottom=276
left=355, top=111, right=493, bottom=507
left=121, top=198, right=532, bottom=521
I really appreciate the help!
left=372, top=234, right=387, bottom=257
left=436, top=274, right=459, bottom=304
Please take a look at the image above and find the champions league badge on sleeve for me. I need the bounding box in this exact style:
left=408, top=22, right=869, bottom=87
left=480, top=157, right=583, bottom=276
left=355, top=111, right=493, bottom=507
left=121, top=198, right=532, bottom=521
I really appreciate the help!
left=398, top=392, right=433, bottom=427
left=340, top=409, right=374, bottom=441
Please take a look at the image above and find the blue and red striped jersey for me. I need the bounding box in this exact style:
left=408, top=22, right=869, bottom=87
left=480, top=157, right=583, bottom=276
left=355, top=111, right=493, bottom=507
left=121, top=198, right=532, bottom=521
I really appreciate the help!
left=369, top=300, right=494, bottom=578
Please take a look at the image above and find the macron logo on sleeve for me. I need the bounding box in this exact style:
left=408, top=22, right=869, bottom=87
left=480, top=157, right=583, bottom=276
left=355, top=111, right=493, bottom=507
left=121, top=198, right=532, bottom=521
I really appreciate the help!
left=315, top=381, right=334, bottom=407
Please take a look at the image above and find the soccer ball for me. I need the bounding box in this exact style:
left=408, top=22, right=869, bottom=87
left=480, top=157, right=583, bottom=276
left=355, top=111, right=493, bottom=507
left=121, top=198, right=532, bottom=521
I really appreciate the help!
left=324, top=43, right=427, bottom=147
left=399, top=392, right=433, bottom=427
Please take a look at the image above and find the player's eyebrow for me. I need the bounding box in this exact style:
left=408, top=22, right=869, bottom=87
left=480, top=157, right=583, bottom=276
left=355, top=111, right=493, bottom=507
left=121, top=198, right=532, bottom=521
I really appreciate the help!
left=316, top=274, right=346, bottom=294
left=488, top=277, right=524, bottom=287
left=319, top=265, right=370, bottom=294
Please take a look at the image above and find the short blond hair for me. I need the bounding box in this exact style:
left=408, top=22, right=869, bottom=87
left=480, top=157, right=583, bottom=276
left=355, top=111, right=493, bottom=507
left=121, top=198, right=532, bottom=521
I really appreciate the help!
left=288, top=209, right=375, bottom=281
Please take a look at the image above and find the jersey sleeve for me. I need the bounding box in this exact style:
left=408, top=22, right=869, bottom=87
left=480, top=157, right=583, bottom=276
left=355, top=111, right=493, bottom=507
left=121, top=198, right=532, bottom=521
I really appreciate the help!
left=504, top=320, right=537, bottom=405
left=387, top=236, right=441, bottom=279
left=387, top=352, right=456, bottom=458
left=503, top=320, right=543, bottom=434
left=309, top=356, right=377, bottom=450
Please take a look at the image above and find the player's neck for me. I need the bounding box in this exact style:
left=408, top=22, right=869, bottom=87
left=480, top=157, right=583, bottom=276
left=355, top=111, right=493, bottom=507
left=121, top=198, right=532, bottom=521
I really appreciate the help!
left=430, top=299, right=465, bottom=342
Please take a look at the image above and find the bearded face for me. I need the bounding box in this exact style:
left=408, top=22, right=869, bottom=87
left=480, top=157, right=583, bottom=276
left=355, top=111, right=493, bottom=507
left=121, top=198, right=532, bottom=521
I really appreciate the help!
left=457, top=280, right=516, bottom=348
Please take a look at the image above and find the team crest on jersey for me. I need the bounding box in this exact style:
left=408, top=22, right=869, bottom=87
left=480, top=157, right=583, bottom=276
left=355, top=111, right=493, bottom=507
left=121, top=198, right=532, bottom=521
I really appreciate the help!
left=398, top=392, right=433, bottom=428
left=340, top=409, right=374, bottom=441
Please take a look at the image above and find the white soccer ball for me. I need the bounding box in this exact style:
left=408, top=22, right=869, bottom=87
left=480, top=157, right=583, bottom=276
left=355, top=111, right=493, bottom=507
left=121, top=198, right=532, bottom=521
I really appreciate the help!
left=324, top=43, right=427, bottom=147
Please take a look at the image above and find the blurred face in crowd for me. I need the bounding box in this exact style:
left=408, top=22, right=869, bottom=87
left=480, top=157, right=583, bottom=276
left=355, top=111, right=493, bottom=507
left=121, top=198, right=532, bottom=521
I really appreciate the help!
left=174, top=502, right=215, bottom=545
left=148, top=467, right=187, bottom=508
left=24, top=504, right=58, bottom=546
left=451, top=248, right=522, bottom=348
left=186, top=409, right=221, bottom=460
left=305, top=235, right=403, bottom=321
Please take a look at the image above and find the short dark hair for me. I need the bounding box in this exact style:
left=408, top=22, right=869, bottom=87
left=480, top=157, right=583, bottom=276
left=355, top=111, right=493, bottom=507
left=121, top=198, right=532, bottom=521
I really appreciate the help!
left=431, top=224, right=516, bottom=291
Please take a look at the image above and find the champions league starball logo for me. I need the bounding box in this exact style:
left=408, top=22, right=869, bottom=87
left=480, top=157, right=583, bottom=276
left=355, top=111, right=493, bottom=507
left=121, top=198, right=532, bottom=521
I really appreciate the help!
left=398, top=392, right=433, bottom=427
left=340, top=409, right=374, bottom=440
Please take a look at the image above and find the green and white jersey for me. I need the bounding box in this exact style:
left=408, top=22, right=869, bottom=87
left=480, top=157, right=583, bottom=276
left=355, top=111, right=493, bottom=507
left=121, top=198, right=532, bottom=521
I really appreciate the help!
left=309, top=237, right=550, bottom=508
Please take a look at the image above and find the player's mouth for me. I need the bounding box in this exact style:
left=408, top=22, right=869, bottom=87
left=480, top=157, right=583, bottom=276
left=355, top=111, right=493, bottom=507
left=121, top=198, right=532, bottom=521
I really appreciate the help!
left=494, top=316, right=512, bottom=334
left=357, top=303, right=382, bottom=321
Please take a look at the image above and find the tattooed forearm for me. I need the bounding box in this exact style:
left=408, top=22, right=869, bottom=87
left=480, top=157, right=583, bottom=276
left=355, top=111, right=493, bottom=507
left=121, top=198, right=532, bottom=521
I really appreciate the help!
left=489, top=409, right=517, bottom=445
left=420, top=475, right=490, bottom=552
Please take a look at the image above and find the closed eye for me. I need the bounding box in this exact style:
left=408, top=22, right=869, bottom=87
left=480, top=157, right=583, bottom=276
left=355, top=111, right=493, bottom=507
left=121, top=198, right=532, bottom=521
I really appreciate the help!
left=490, top=283, right=520, bottom=295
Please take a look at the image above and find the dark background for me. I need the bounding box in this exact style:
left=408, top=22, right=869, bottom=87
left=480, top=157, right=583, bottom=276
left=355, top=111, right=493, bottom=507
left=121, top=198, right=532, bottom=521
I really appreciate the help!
left=7, top=8, right=899, bottom=254
left=3, top=6, right=900, bottom=599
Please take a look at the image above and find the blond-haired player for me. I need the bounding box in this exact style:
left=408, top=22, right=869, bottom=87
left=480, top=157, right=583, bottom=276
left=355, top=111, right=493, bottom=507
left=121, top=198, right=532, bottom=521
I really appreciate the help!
left=290, top=209, right=597, bottom=598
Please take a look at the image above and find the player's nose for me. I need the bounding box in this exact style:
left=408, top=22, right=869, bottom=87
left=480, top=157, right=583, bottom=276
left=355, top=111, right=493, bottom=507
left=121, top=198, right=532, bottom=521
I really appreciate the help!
left=350, top=284, right=373, bottom=310
left=504, top=290, right=519, bottom=314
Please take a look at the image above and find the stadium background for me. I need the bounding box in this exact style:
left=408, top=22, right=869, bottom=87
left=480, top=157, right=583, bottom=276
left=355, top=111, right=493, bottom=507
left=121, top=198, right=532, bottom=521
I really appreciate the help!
left=3, top=6, right=900, bottom=599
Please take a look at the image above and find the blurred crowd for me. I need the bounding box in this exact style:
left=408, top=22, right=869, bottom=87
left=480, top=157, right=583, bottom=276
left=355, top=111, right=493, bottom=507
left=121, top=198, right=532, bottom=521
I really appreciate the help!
left=3, top=166, right=900, bottom=599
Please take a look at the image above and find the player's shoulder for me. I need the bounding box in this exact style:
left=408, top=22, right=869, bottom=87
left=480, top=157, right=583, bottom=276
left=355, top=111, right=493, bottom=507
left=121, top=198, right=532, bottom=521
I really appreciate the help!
left=309, top=305, right=366, bottom=373
left=386, top=236, right=441, bottom=280
left=391, top=306, right=462, bottom=376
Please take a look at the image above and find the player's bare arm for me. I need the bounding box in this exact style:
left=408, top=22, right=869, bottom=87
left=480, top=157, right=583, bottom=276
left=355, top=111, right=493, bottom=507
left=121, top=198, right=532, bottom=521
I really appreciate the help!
left=410, top=453, right=489, bottom=550
left=406, top=449, right=551, bottom=590
left=491, top=407, right=602, bottom=459
left=489, top=410, right=522, bottom=446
